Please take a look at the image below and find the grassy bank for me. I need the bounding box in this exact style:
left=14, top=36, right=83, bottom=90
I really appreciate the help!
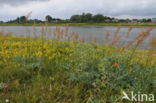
left=0, top=23, right=156, bottom=27
left=0, top=35, right=155, bottom=103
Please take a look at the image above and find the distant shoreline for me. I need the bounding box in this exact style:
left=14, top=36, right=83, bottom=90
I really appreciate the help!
left=0, top=23, right=156, bottom=27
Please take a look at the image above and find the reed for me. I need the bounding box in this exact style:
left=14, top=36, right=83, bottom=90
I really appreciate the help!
left=105, top=32, right=110, bottom=41
left=121, top=27, right=133, bottom=48
left=92, top=37, right=97, bottom=43
left=125, top=26, right=133, bottom=38
left=125, top=27, right=154, bottom=67
left=73, top=32, right=79, bottom=41
left=150, top=37, right=156, bottom=48
left=110, top=27, right=121, bottom=46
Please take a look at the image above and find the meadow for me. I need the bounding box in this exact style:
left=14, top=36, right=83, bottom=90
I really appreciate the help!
left=0, top=26, right=156, bottom=103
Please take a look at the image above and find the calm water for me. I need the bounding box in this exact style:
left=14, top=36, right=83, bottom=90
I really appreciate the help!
left=0, top=26, right=156, bottom=49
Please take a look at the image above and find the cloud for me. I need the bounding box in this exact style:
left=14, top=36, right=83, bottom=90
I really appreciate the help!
left=0, top=0, right=49, bottom=5
left=0, top=0, right=156, bottom=21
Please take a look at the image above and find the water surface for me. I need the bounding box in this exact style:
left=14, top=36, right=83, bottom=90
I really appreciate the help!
left=0, top=26, right=156, bottom=49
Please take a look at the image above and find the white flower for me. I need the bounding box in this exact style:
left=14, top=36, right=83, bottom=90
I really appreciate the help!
left=5, top=99, right=9, bottom=103
left=0, top=82, right=7, bottom=89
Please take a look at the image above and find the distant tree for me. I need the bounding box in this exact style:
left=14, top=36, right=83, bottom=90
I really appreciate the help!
left=27, top=19, right=43, bottom=24
left=52, top=18, right=62, bottom=22
left=141, top=18, right=151, bottom=23
left=70, top=13, right=115, bottom=23
left=9, top=16, right=27, bottom=23
left=34, top=19, right=44, bottom=23
left=84, top=13, right=92, bottom=22
left=70, top=15, right=81, bottom=22
left=80, top=13, right=86, bottom=22
left=118, top=19, right=128, bottom=23
left=10, top=16, right=27, bottom=23
left=147, top=19, right=151, bottom=22
left=80, top=13, right=92, bottom=22
left=92, top=14, right=105, bottom=23
left=125, top=19, right=131, bottom=23
left=19, top=16, right=27, bottom=23
left=45, top=15, right=53, bottom=22
left=141, top=19, right=146, bottom=22
left=6, top=13, right=152, bottom=24
left=70, top=13, right=93, bottom=23
left=0, top=21, right=3, bottom=23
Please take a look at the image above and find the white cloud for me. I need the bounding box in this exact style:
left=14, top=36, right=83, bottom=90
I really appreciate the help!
left=0, top=0, right=156, bottom=21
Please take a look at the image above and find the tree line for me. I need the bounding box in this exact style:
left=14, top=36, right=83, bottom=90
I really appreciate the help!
left=1, top=13, right=153, bottom=24
left=70, top=13, right=114, bottom=23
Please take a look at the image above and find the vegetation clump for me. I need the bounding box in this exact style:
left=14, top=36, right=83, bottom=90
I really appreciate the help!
left=0, top=35, right=155, bottom=103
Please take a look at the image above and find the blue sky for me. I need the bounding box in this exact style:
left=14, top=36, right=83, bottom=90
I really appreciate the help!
left=0, top=0, right=156, bottom=21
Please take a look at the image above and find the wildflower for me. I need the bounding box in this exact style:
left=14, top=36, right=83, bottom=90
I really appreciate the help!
left=0, top=82, right=7, bottom=89
left=5, top=99, right=9, bottom=103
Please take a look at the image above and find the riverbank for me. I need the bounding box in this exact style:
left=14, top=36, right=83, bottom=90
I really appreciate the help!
left=0, top=35, right=155, bottom=102
left=0, top=23, right=156, bottom=27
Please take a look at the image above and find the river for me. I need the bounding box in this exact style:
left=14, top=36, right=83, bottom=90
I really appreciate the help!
left=0, top=26, right=156, bottom=49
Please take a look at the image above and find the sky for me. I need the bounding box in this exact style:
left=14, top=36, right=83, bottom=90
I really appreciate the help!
left=0, top=0, right=156, bottom=21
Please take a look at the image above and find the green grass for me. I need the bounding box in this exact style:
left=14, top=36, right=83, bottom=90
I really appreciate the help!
left=1, top=23, right=156, bottom=27
left=0, top=35, right=155, bottom=103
